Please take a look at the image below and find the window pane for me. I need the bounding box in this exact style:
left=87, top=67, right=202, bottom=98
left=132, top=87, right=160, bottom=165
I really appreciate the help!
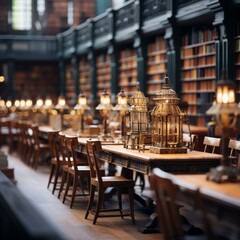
left=12, top=0, right=32, bottom=30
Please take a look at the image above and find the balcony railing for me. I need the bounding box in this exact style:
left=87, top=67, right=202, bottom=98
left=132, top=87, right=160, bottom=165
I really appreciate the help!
left=0, top=35, right=57, bottom=60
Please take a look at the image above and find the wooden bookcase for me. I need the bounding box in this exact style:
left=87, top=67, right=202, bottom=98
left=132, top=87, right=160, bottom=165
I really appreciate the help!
left=96, top=52, right=111, bottom=97
left=180, top=27, right=217, bottom=126
left=118, top=47, right=137, bottom=96
left=146, top=36, right=167, bottom=102
left=235, top=20, right=240, bottom=100
left=79, top=55, right=91, bottom=98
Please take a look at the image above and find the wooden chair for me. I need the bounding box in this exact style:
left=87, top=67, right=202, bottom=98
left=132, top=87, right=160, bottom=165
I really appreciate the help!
left=203, top=136, right=221, bottom=153
left=62, top=135, right=90, bottom=208
left=58, top=132, right=70, bottom=199
left=30, top=125, right=50, bottom=169
left=150, top=168, right=207, bottom=240
left=228, top=139, right=240, bottom=169
left=183, top=133, right=198, bottom=150
left=85, top=140, right=135, bottom=225
left=0, top=119, right=11, bottom=148
left=47, top=130, right=68, bottom=194
left=8, top=120, right=20, bottom=154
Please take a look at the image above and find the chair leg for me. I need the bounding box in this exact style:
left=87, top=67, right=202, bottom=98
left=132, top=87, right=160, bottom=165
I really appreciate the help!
left=47, top=163, right=55, bottom=189
left=70, top=175, right=78, bottom=208
left=52, top=164, right=60, bottom=194
left=33, top=150, right=40, bottom=170
left=128, top=187, right=135, bottom=224
left=58, top=170, right=67, bottom=199
left=93, top=187, right=104, bottom=225
left=117, top=188, right=123, bottom=219
left=63, top=173, right=71, bottom=204
left=85, top=185, right=96, bottom=220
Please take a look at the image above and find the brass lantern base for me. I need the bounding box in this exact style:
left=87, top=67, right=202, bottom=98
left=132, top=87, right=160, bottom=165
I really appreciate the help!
left=149, top=146, right=187, bottom=154
left=206, top=165, right=240, bottom=183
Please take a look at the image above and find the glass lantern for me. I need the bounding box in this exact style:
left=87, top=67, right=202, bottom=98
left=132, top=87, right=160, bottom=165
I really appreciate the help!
left=206, top=70, right=240, bottom=182
left=125, top=85, right=148, bottom=150
left=150, top=75, right=187, bottom=154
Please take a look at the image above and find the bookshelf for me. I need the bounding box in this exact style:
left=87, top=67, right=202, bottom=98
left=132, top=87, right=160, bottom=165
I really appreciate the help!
left=96, top=52, right=111, bottom=97
left=146, top=36, right=167, bottom=102
left=79, top=55, right=91, bottom=98
left=118, top=47, right=137, bottom=96
left=180, top=27, right=217, bottom=126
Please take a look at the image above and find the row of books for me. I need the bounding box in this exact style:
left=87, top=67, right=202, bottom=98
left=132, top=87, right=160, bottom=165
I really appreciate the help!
left=181, top=43, right=215, bottom=58
left=182, top=55, right=215, bottom=68
left=148, top=36, right=166, bottom=52
left=182, top=28, right=216, bottom=46
left=147, top=64, right=166, bottom=74
left=148, top=54, right=166, bottom=63
left=181, top=68, right=215, bottom=80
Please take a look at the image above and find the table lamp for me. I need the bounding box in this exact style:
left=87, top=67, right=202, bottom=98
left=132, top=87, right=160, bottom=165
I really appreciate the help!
left=149, top=75, right=186, bottom=154
left=113, top=88, right=129, bottom=142
left=74, top=93, right=90, bottom=132
left=96, top=89, right=113, bottom=140
left=206, top=70, right=240, bottom=182
left=55, top=95, right=69, bottom=130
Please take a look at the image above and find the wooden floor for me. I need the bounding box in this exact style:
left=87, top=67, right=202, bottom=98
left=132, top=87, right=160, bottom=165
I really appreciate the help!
left=4, top=146, right=164, bottom=240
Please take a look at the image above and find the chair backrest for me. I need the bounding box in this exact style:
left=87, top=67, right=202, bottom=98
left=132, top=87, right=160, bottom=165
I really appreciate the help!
left=228, top=139, right=240, bottom=156
left=47, top=130, right=61, bottom=161
left=64, top=135, right=79, bottom=172
left=86, top=140, right=103, bottom=183
left=29, top=125, right=40, bottom=148
left=58, top=132, right=70, bottom=166
left=150, top=168, right=184, bottom=240
left=203, top=136, right=221, bottom=153
left=228, top=139, right=240, bottom=169
left=182, top=133, right=198, bottom=150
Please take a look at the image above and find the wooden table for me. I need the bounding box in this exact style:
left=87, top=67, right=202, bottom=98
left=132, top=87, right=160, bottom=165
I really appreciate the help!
left=78, top=139, right=222, bottom=175
left=76, top=139, right=223, bottom=233
left=171, top=174, right=240, bottom=238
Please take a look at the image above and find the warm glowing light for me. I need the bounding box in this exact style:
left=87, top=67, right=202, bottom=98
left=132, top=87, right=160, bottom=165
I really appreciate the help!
left=14, top=100, right=20, bottom=107
left=20, top=99, right=26, bottom=108
left=6, top=100, right=12, bottom=108
left=45, top=98, right=52, bottom=107
left=0, top=99, right=5, bottom=107
left=0, top=76, right=4, bottom=82
left=58, top=97, right=66, bottom=107
left=36, top=98, right=44, bottom=107
left=78, top=95, right=87, bottom=106
left=26, top=99, right=33, bottom=108
left=100, top=94, right=110, bottom=105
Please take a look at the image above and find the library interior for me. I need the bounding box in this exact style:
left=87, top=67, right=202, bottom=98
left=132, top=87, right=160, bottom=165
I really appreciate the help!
left=0, top=1, right=240, bottom=240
